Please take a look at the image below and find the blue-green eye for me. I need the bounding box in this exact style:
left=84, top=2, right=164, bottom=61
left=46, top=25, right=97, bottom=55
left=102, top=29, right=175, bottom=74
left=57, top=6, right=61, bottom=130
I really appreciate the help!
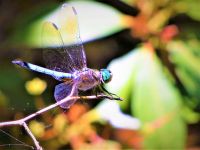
left=100, top=69, right=112, bottom=83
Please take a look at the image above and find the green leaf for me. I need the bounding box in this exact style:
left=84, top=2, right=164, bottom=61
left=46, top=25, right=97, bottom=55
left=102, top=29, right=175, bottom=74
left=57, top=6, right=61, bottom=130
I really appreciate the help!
left=181, top=103, right=200, bottom=123
left=131, top=46, right=186, bottom=149
left=106, top=50, right=144, bottom=110
left=167, top=40, right=200, bottom=107
left=120, top=0, right=136, bottom=6
left=180, top=0, right=200, bottom=21
left=168, top=41, right=200, bottom=77
left=106, top=44, right=186, bottom=148
left=68, top=1, right=126, bottom=41
left=12, top=1, right=126, bottom=47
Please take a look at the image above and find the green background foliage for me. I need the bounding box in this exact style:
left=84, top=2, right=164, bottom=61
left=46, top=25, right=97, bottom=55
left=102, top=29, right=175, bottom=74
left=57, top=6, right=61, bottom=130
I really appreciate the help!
left=0, top=0, right=200, bottom=149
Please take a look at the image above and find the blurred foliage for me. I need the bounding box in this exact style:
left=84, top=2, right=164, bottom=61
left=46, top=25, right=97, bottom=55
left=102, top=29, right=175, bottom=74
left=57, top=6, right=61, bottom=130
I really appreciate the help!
left=1, top=0, right=200, bottom=149
left=25, top=77, right=47, bottom=95
left=10, top=1, right=127, bottom=47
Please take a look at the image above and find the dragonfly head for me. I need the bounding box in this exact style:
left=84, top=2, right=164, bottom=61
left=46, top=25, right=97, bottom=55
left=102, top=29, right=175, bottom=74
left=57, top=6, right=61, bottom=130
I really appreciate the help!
left=100, top=69, right=112, bottom=83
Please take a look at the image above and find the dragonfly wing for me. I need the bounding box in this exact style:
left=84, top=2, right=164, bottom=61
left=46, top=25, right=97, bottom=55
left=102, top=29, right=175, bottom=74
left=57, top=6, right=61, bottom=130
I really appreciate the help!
left=59, top=4, right=87, bottom=70
left=42, top=4, right=87, bottom=73
left=42, top=22, right=75, bottom=73
left=54, top=82, right=78, bottom=109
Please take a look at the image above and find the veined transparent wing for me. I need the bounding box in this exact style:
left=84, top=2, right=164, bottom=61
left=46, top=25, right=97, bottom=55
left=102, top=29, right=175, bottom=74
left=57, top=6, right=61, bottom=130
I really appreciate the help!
left=42, top=22, right=75, bottom=73
left=54, top=81, right=78, bottom=109
left=42, top=4, right=87, bottom=73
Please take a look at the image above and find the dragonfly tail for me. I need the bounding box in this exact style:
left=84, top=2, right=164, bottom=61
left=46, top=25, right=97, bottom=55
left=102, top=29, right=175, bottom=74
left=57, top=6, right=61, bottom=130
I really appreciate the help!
left=12, top=59, right=73, bottom=81
left=12, top=59, right=30, bottom=69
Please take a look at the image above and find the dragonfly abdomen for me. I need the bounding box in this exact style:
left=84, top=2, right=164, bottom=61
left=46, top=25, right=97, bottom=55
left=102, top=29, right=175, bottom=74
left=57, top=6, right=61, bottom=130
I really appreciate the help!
left=12, top=60, right=73, bottom=81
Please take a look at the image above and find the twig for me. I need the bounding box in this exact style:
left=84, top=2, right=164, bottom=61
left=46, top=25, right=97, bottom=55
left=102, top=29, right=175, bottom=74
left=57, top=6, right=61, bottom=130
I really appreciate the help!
left=23, top=122, right=42, bottom=150
left=0, top=94, right=113, bottom=149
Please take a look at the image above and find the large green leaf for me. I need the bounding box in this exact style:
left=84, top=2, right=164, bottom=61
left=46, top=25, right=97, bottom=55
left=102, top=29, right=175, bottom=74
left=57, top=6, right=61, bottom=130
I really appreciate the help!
left=12, top=1, right=126, bottom=47
left=68, top=1, right=126, bottom=41
left=106, top=45, right=186, bottom=148
left=131, top=46, right=186, bottom=148
left=106, top=49, right=144, bottom=110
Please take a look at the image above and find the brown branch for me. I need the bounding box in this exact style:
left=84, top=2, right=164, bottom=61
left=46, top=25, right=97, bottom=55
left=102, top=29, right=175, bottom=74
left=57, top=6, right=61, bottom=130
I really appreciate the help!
left=0, top=94, right=113, bottom=150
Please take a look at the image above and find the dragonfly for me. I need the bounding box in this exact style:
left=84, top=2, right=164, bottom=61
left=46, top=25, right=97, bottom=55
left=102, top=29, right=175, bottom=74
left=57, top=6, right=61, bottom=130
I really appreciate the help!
left=12, top=4, right=122, bottom=109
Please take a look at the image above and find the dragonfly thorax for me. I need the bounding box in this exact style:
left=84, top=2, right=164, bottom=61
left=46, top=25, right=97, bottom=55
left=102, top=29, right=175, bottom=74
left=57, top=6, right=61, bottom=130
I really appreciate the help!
left=74, top=68, right=101, bottom=91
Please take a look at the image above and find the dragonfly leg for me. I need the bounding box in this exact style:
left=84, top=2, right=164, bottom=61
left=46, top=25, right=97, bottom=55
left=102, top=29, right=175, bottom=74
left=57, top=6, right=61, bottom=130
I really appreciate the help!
left=98, top=85, right=122, bottom=101
left=92, top=87, right=99, bottom=98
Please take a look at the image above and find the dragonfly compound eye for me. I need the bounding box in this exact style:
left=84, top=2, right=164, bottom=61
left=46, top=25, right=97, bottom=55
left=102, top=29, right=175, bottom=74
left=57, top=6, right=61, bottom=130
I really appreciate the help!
left=100, top=69, right=112, bottom=83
